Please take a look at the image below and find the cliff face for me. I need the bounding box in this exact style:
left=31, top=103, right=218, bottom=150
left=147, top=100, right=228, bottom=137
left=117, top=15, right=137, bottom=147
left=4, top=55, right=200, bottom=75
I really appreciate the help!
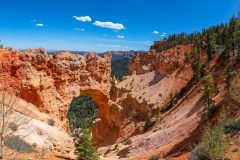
left=1, top=43, right=238, bottom=159
left=0, top=48, right=118, bottom=144
left=129, top=44, right=193, bottom=75
left=103, top=44, right=238, bottom=159
left=0, top=46, right=195, bottom=147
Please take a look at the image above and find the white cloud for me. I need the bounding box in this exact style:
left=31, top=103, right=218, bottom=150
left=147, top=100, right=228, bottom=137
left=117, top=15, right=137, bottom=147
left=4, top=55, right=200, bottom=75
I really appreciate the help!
left=117, top=35, right=125, bottom=39
left=36, top=24, right=44, bottom=27
left=160, top=32, right=167, bottom=37
left=152, top=30, right=159, bottom=34
left=74, top=28, right=85, bottom=31
left=97, top=44, right=121, bottom=48
left=93, top=21, right=125, bottom=30
left=73, top=16, right=91, bottom=22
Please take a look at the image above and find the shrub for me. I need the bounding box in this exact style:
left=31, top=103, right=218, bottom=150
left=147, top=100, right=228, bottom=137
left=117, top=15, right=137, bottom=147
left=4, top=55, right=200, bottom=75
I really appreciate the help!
left=149, top=155, right=160, bottom=160
left=224, top=119, right=240, bottom=134
left=114, top=144, right=119, bottom=150
left=189, top=126, right=227, bottom=160
left=47, top=118, right=55, bottom=126
left=144, top=120, right=155, bottom=132
left=131, top=109, right=137, bottom=118
left=37, top=129, right=44, bottom=135
left=32, top=143, right=38, bottom=148
left=131, top=110, right=144, bottom=121
left=189, top=143, right=211, bottom=160
left=4, top=136, right=34, bottom=153
left=159, top=94, right=176, bottom=113
left=8, top=122, right=18, bottom=132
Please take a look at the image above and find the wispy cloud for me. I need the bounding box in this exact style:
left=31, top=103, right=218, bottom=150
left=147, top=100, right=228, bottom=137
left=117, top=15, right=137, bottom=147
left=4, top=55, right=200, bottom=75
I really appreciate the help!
left=152, top=30, right=159, bottom=34
left=93, top=21, right=125, bottom=30
left=97, top=44, right=121, bottom=48
left=36, top=24, right=44, bottom=27
left=74, top=28, right=85, bottom=31
left=73, top=16, right=92, bottom=22
left=117, top=35, right=125, bottom=39
left=160, top=32, right=167, bottom=37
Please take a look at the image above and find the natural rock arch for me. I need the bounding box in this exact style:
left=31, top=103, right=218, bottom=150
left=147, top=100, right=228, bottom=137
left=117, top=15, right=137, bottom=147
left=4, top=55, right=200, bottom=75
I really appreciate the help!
left=80, top=88, right=121, bottom=146
left=0, top=48, right=122, bottom=146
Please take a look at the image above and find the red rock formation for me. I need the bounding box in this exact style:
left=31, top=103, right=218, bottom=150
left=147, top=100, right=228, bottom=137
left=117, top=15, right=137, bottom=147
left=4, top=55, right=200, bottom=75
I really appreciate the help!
left=0, top=44, right=196, bottom=154
left=129, top=44, right=193, bottom=75
left=0, top=48, right=119, bottom=145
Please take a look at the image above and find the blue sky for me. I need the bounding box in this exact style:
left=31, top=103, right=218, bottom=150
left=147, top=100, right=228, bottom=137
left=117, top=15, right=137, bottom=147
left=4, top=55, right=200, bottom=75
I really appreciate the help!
left=0, top=0, right=239, bottom=52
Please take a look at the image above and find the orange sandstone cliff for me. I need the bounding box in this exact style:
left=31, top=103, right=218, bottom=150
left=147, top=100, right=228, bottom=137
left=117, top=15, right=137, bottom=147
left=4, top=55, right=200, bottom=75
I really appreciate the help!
left=1, top=44, right=240, bottom=160
left=0, top=48, right=120, bottom=145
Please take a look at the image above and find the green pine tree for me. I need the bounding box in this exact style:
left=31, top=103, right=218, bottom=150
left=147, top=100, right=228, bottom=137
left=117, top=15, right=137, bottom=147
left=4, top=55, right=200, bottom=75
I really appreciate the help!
left=74, top=121, right=99, bottom=160
left=225, top=17, right=239, bottom=56
left=236, top=28, right=240, bottom=60
left=67, top=96, right=98, bottom=132
left=202, top=74, right=214, bottom=111
left=192, top=46, right=201, bottom=82
left=225, top=63, right=232, bottom=92
left=206, top=31, right=217, bottom=62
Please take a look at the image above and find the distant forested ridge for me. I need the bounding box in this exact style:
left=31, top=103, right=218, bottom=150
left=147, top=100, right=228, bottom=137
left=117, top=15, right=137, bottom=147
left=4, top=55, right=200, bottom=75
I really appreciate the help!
left=102, top=51, right=147, bottom=80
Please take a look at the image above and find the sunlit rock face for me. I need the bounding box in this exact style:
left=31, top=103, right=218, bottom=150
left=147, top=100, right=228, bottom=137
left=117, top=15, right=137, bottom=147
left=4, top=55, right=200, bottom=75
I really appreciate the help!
left=0, top=48, right=122, bottom=145
left=129, top=44, right=193, bottom=75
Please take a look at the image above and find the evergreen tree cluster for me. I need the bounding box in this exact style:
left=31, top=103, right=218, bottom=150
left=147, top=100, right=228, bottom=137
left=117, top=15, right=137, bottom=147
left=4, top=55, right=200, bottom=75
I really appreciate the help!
left=74, top=122, right=99, bottom=160
left=67, top=96, right=99, bottom=160
left=202, top=74, right=215, bottom=111
left=151, top=16, right=240, bottom=87
left=192, top=46, right=201, bottom=82
left=67, top=96, right=98, bottom=132
left=150, top=17, right=240, bottom=56
left=111, top=57, right=130, bottom=80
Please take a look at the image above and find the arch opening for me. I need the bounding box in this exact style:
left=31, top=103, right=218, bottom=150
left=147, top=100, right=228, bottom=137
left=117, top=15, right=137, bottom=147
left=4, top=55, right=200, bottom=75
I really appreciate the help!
left=66, top=89, right=121, bottom=147
left=67, top=96, right=99, bottom=133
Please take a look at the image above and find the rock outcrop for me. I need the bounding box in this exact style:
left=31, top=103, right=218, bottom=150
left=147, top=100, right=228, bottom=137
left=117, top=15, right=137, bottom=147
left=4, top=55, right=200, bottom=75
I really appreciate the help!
left=129, top=44, right=193, bottom=75
left=0, top=48, right=119, bottom=145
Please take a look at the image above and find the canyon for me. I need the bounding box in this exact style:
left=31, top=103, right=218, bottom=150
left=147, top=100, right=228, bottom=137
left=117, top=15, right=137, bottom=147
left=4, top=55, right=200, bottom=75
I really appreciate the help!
left=0, top=39, right=240, bottom=159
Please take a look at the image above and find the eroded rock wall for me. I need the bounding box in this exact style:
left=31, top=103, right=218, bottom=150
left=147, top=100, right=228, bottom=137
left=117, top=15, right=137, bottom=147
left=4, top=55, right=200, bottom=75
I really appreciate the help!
left=0, top=48, right=118, bottom=145
left=129, top=44, right=193, bottom=75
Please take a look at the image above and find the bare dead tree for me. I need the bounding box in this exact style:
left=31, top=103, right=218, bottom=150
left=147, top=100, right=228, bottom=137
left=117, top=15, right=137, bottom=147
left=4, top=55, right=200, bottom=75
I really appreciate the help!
left=0, top=85, right=33, bottom=159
